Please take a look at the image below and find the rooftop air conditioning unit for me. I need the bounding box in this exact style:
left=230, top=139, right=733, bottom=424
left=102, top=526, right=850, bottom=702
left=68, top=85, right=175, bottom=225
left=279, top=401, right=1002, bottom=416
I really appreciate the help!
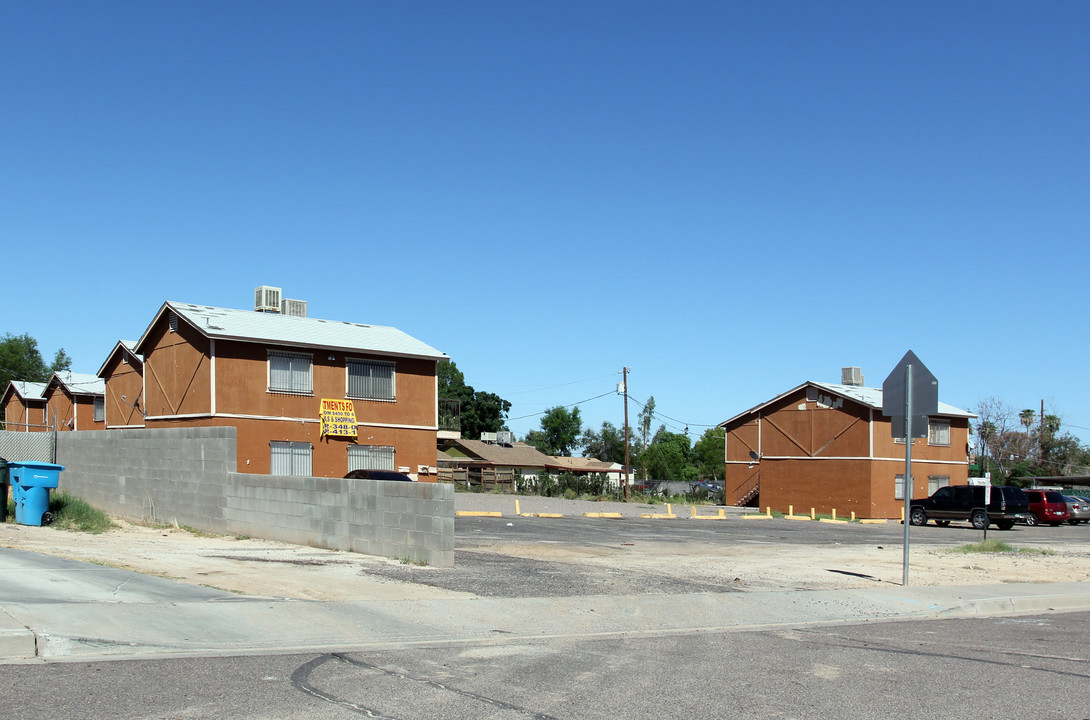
left=281, top=298, right=307, bottom=317
left=842, top=367, right=863, bottom=386
left=255, top=285, right=282, bottom=313
left=480, top=431, right=498, bottom=444
left=496, top=430, right=515, bottom=446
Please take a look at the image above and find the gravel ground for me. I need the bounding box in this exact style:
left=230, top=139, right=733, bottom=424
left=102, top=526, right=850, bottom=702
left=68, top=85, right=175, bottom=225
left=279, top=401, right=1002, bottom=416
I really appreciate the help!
left=2, top=494, right=1088, bottom=600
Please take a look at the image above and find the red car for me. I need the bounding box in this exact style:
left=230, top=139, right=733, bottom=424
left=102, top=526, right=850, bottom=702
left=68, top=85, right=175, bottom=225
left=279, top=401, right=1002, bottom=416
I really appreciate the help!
left=1022, top=490, right=1071, bottom=526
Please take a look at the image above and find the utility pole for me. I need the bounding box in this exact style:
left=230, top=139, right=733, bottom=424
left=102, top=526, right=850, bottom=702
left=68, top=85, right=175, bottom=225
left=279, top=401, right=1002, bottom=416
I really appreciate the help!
left=623, top=367, right=631, bottom=500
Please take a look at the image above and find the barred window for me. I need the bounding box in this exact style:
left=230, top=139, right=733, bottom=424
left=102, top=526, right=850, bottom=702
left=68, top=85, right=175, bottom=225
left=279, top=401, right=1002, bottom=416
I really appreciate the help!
left=270, top=441, right=312, bottom=476
left=269, top=351, right=313, bottom=394
left=347, top=359, right=395, bottom=400
left=348, top=444, right=395, bottom=471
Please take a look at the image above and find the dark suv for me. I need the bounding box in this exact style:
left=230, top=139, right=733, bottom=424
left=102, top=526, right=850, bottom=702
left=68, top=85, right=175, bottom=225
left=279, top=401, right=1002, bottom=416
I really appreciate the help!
left=909, top=485, right=1028, bottom=530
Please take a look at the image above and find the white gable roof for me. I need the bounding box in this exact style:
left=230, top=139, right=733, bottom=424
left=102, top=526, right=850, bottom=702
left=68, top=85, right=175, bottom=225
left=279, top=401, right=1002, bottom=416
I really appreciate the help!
left=719, top=380, right=975, bottom=427
left=135, top=302, right=448, bottom=361
left=49, top=371, right=105, bottom=396
left=6, top=381, right=48, bottom=401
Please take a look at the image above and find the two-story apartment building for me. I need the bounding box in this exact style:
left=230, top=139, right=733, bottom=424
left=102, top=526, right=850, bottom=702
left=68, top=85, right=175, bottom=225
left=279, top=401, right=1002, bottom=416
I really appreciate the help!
left=128, top=299, right=449, bottom=478
left=720, top=373, right=974, bottom=519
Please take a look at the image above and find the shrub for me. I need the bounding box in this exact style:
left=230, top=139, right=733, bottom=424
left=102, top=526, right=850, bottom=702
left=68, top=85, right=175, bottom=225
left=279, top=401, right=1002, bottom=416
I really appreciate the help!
left=47, top=492, right=117, bottom=534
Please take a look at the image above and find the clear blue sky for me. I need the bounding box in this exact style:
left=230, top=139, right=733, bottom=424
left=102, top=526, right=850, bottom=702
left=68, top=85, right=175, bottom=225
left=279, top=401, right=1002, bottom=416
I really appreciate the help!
left=4, top=2, right=1088, bottom=445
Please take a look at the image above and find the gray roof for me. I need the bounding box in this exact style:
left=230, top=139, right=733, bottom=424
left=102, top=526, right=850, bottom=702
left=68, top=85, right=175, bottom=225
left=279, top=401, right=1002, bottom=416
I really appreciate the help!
left=6, top=381, right=48, bottom=401
left=719, top=380, right=975, bottom=427
left=49, top=371, right=105, bottom=396
left=136, top=302, right=448, bottom=361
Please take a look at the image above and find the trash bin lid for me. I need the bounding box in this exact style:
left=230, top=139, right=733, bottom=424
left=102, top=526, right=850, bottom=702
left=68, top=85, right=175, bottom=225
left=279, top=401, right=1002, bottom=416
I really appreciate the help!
left=5, top=461, right=65, bottom=470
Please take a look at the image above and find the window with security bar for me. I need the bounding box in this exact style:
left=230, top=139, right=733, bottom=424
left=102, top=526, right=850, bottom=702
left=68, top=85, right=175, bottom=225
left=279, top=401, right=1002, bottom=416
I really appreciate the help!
left=348, top=444, right=395, bottom=471
left=270, top=441, right=312, bottom=476
left=268, top=351, right=313, bottom=394
left=347, top=359, right=395, bottom=400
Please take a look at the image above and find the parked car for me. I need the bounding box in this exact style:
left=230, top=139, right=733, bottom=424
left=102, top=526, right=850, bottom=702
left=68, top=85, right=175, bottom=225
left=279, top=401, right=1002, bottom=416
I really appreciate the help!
left=1021, top=490, right=1070, bottom=526
left=344, top=469, right=412, bottom=482
left=630, top=479, right=665, bottom=495
left=909, top=485, right=1028, bottom=530
left=690, top=480, right=723, bottom=496
left=1062, top=496, right=1090, bottom=524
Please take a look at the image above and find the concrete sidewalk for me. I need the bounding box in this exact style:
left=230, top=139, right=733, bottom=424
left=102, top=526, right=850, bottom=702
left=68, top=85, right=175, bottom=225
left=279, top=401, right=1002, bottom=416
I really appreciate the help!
left=4, top=542, right=1089, bottom=663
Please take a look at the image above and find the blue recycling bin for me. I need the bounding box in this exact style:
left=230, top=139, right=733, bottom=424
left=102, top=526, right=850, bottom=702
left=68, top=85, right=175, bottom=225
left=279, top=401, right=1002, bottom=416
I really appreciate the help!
left=0, top=459, right=8, bottom=522
left=8, top=461, right=64, bottom=526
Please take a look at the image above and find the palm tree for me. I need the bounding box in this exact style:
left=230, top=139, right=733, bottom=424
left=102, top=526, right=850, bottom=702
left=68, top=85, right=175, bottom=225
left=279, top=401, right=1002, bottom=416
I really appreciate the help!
left=1019, top=409, right=1037, bottom=434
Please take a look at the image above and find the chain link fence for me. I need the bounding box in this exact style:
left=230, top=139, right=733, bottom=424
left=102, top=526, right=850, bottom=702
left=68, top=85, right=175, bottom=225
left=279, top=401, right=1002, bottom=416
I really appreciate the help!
left=0, top=424, right=56, bottom=462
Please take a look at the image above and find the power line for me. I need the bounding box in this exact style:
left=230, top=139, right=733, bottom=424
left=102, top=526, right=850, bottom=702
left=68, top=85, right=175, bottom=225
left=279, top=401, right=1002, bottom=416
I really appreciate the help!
left=506, top=391, right=616, bottom=421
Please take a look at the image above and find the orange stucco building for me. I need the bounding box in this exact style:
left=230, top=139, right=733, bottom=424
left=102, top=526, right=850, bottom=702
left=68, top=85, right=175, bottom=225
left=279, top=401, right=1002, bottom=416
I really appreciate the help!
left=2, top=381, right=49, bottom=430
left=97, top=340, right=145, bottom=429
left=128, top=300, right=449, bottom=479
left=720, top=378, right=974, bottom=519
left=41, top=372, right=106, bottom=432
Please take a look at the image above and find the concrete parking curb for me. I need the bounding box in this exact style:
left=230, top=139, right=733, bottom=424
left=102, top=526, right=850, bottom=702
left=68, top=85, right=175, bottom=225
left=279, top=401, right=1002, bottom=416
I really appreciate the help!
left=0, top=625, right=36, bottom=660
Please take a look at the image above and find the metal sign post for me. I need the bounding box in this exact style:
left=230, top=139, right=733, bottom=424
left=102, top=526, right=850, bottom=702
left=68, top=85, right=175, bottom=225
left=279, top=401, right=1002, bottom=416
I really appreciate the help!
left=883, top=351, right=939, bottom=588
left=902, top=364, right=913, bottom=587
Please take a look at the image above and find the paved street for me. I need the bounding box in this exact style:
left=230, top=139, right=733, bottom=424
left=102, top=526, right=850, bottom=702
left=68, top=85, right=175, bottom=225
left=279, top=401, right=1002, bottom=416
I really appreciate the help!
left=3, top=497, right=1089, bottom=718
left=5, top=611, right=1089, bottom=720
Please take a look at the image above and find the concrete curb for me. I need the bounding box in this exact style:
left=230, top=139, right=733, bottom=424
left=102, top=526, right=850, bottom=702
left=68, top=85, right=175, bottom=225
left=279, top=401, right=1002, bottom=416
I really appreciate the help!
left=5, top=582, right=1089, bottom=663
left=0, top=626, right=36, bottom=660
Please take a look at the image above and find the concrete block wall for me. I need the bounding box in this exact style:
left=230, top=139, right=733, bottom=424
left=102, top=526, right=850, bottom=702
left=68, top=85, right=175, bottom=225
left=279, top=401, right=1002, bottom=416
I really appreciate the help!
left=224, top=473, right=453, bottom=567
left=54, top=428, right=454, bottom=567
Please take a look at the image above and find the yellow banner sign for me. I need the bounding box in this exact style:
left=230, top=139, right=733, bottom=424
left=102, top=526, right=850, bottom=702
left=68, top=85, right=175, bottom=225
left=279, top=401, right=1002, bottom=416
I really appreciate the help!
left=320, top=398, right=357, bottom=437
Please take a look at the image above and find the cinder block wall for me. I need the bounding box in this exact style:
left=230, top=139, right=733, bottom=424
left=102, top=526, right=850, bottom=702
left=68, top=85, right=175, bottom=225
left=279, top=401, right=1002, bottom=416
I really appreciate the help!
left=55, top=428, right=454, bottom=567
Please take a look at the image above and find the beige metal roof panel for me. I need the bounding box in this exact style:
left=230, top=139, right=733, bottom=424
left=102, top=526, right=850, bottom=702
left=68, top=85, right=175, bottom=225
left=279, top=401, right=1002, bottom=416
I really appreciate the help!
left=164, top=302, right=448, bottom=361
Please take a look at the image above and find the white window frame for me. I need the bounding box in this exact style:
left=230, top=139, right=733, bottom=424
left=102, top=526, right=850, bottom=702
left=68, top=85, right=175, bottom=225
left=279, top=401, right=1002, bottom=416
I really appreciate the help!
left=348, top=444, right=396, bottom=472
left=895, top=474, right=908, bottom=500
left=93, top=396, right=104, bottom=422
left=268, top=351, right=313, bottom=395
left=928, top=419, right=951, bottom=447
left=270, top=441, right=312, bottom=476
left=928, top=475, right=950, bottom=494
left=347, top=359, right=396, bottom=401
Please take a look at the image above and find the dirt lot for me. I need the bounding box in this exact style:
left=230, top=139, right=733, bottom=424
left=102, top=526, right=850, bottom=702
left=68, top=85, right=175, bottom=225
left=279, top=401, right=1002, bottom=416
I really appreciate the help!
left=3, top=511, right=1089, bottom=600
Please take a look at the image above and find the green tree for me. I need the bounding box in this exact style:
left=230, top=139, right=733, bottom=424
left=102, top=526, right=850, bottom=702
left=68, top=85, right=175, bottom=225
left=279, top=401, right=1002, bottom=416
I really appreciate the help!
left=1035, top=414, right=1090, bottom=476
left=524, top=405, right=582, bottom=456
left=1019, top=408, right=1037, bottom=434
left=641, top=427, right=697, bottom=482
left=637, top=396, right=656, bottom=450
left=692, top=427, right=725, bottom=480
left=580, top=421, right=636, bottom=465
left=437, top=360, right=511, bottom=440
left=0, top=333, right=72, bottom=423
